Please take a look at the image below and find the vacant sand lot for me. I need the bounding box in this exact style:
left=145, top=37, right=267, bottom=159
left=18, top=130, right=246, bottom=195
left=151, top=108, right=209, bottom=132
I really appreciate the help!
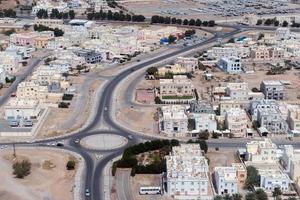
left=0, top=149, right=77, bottom=200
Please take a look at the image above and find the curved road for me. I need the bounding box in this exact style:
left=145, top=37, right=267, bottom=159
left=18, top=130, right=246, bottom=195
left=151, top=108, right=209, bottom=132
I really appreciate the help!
left=2, top=26, right=299, bottom=200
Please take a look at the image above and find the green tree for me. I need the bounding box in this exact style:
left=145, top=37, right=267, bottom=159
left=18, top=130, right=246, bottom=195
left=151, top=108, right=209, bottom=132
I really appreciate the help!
left=245, top=166, right=260, bottom=189
left=273, top=187, right=282, bottom=199
left=232, top=193, right=242, bottom=200
left=66, top=160, right=76, bottom=170
left=245, top=192, right=256, bottom=200
left=195, top=19, right=202, bottom=26
left=199, top=130, right=209, bottom=140
left=13, top=160, right=31, bottom=178
left=189, top=19, right=196, bottom=26
left=214, top=196, right=223, bottom=200
left=188, top=119, right=196, bottom=131
left=146, top=67, right=158, bottom=75
left=199, top=140, right=208, bottom=153
left=255, top=189, right=268, bottom=200
left=69, top=10, right=75, bottom=19
left=274, top=20, right=280, bottom=26
left=168, top=35, right=176, bottom=43
left=183, top=19, right=189, bottom=25
left=3, top=29, right=15, bottom=36
left=282, top=20, right=289, bottom=27
left=256, top=19, right=263, bottom=25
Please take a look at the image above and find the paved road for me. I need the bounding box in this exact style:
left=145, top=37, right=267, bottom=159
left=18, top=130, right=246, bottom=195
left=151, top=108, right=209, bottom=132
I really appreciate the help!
left=0, top=54, right=49, bottom=106
left=115, top=169, right=134, bottom=200
left=3, top=25, right=300, bottom=200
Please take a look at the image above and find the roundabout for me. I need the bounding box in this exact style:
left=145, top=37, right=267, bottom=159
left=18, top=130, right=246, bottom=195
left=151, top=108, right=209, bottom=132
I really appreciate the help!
left=80, top=134, right=128, bottom=150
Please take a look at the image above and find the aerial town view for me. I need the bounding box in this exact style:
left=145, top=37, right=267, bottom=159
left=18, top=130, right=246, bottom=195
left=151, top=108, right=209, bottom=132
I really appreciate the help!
left=1, top=0, right=300, bottom=200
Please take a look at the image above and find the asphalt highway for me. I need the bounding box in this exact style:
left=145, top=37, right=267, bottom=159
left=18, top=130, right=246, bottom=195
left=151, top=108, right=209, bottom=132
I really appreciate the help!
left=2, top=24, right=299, bottom=200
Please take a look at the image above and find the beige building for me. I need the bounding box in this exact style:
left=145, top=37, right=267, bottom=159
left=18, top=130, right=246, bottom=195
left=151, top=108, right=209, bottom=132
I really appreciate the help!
left=225, top=108, right=248, bottom=138
left=287, top=106, right=300, bottom=132
left=250, top=46, right=284, bottom=60
left=34, top=18, right=63, bottom=28
left=159, top=75, right=194, bottom=103
left=35, top=36, right=52, bottom=49
left=176, top=56, right=198, bottom=73
left=219, top=100, right=241, bottom=116
left=158, top=64, right=187, bottom=76
left=245, top=139, right=278, bottom=164
left=16, top=81, right=48, bottom=102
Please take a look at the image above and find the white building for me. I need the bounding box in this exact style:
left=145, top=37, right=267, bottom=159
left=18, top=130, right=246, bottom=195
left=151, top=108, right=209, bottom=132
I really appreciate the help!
left=275, top=28, right=291, bottom=40
left=217, top=57, right=242, bottom=74
left=225, top=108, right=248, bottom=138
left=214, top=167, right=238, bottom=195
left=159, top=105, right=188, bottom=137
left=207, top=47, right=238, bottom=60
left=287, top=106, right=300, bottom=132
left=0, top=51, right=20, bottom=74
left=260, top=170, right=290, bottom=192
left=0, top=66, right=7, bottom=84
left=189, top=101, right=217, bottom=133
left=4, top=98, right=41, bottom=127
left=260, top=80, right=284, bottom=100
left=166, top=144, right=211, bottom=199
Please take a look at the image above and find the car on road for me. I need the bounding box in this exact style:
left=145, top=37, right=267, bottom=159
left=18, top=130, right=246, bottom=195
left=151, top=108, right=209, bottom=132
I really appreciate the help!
left=128, top=135, right=133, bottom=140
left=74, top=139, right=80, bottom=144
left=104, top=107, right=108, bottom=111
left=85, top=189, right=90, bottom=197
left=56, top=143, right=64, bottom=147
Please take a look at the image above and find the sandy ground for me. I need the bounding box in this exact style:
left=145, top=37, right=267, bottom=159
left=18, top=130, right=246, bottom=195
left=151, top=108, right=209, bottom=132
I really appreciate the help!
left=206, top=148, right=239, bottom=170
left=0, top=149, right=77, bottom=200
left=116, top=106, right=158, bottom=135
left=37, top=76, right=103, bottom=138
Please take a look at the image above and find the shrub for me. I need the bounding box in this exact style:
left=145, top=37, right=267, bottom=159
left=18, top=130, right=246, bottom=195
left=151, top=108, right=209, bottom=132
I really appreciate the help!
left=13, top=160, right=31, bottom=178
left=66, top=160, right=76, bottom=170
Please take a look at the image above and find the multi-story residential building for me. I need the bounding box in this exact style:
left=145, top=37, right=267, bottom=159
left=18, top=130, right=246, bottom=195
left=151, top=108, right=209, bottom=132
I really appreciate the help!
left=189, top=101, right=217, bottom=132
left=245, top=139, right=278, bottom=163
left=176, top=56, right=198, bottom=73
left=225, top=108, right=248, bottom=137
left=165, top=144, right=211, bottom=199
left=287, top=106, right=300, bottom=132
left=159, top=75, right=195, bottom=103
left=275, top=28, right=291, bottom=40
left=214, top=167, right=238, bottom=195
left=49, top=59, right=71, bottom=74
left=158, top=64, right=187, bottom=76
left=260, top=80, right=285, bottom=100
left=219, top=100, right=241, bottom=116
left=250, top=46, right=284, bottom=60
left=257, top=107, right=288, bottom=134
left=260, top=170, right=290, bottom=192
left=0, top=66, right=7, bottom=84
left=4, top=98, right=41, bottom=127
left=34, top=18, right=63, bottom=28
left=225, top=82, right=249, bottom=101
left=16, top=81, right=48, bottom=102
left=34, top=36, right=52, bottom=49
left=159, top=105, right=188, bottom=137
left=207, top=47, right=238, bottom=60
left=250, top=99, right=279, bottom=121
left=10, top=32, right=38, bottom=46
left=231, top=163, right=247, bottom=185
left=31, top=65, right=63, bottom=86
left=250, top=46, right=270, bottom=60
left=74, top=49, right=102, bottom=64
left=0, top=51, right=20, bottom=74
left=217, top=57, right=242, bottom=74
left=31, top=0, right=69, bottom=15
left=281, top=145, right=300, bottom=181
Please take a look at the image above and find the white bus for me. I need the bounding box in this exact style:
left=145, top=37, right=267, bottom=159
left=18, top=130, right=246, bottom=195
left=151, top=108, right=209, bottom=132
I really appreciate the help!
left=139, top=186, right=161, bottom=195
